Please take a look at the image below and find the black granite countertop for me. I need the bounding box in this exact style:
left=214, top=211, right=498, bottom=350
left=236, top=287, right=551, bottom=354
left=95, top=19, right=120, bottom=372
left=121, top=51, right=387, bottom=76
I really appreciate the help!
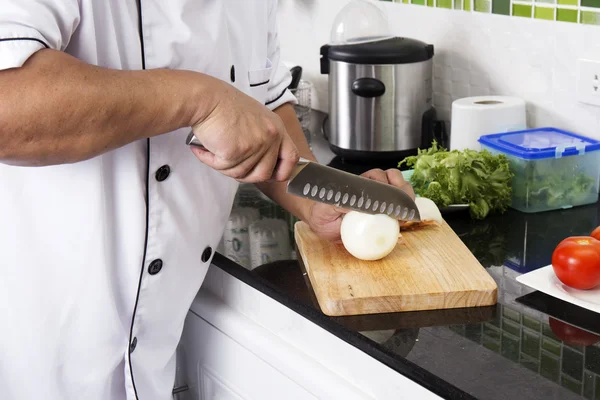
left=212, top=108, right=600, bottom=400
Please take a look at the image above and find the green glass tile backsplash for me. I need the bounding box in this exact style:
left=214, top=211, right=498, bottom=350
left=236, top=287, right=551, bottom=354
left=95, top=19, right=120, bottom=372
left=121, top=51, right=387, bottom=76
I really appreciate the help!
left=386, top=0, right=600, bottom=24
left=581, top=10, right=600, bottom=24
left=501, top=332, right=521, bottom=362
left=535, top=6, right=555, bottom=20
left=522, top=315, right=541, bottom=331
left=585, top=346, right=600, bottom=375
left=541, top=352, right=561, bottom=382
left=475, top=0, right=492, bottom=11
left=503, top=318, right=521, bottom=336
left=513, top=4, right=533, bottom=17
left=503, top=306, right=521, bottom=323
left=583, top=373, right=595, bottom=399
left=561, top=375, right=583, bottom=396
left=557, top=8, right=579, bottom=22
left=520, top=355, right=540, bottom=373
left=562, top=347, right=584, bottom=380
left=582, top=0, right=600, bottom=8
left=543, top=337, right=562, bottom=356
left=522, top=329, right=541, bottom=358
left=483, top=323, right=502, bottom=340
left=493, top=0, right=511, bottom=14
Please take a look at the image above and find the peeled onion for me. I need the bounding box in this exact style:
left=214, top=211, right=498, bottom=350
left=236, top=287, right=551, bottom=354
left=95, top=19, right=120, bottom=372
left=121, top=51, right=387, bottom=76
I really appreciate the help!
left=340, top=211, right=400, bottom=261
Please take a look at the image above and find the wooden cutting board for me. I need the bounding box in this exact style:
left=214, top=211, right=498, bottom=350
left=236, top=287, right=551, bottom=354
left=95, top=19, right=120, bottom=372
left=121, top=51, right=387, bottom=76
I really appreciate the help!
left=294, top=220, right=498, bottom=316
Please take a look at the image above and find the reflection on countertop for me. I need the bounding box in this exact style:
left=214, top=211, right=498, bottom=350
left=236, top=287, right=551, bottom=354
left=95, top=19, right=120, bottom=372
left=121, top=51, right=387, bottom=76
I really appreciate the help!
left=214, top=108, right=600, bottom=400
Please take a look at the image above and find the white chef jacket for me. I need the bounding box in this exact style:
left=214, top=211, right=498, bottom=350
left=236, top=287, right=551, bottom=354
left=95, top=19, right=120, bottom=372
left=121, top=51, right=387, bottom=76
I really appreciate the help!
left=0, top=1, right=296, bottom=399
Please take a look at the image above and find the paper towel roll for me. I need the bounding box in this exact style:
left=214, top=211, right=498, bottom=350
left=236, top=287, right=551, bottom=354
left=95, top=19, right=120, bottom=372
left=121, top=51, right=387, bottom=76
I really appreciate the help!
left=450, top=96, right=527, bottom=151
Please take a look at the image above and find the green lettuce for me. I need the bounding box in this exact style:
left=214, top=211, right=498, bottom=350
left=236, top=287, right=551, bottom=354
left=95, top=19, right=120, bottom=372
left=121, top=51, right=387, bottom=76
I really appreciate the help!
left=398, top=141, right=513, bottom=219
left=510, top=156, right=596, bottom=210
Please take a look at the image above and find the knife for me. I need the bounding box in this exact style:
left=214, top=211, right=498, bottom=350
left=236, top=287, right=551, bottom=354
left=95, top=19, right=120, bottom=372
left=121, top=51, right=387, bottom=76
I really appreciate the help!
left=185, top=132, right=421, bottom=222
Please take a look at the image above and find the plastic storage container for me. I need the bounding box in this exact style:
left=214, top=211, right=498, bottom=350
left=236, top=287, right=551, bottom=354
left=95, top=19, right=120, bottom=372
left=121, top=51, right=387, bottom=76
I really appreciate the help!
left=478, top=127, right=600, bottom=213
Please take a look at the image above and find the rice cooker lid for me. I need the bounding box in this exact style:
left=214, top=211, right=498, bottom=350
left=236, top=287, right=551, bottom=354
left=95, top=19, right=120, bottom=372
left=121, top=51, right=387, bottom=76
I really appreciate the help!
left=322, top=37, right=434, bottom=65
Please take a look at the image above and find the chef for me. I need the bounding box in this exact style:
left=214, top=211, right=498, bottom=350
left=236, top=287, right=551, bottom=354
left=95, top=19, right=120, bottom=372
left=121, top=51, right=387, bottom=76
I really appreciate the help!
left=0, top=1, right=414, bottom=399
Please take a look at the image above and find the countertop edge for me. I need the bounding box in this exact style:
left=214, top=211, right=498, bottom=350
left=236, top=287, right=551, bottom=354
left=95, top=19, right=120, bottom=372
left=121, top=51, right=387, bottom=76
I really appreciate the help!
left=211, top=252, right=477, bottom=400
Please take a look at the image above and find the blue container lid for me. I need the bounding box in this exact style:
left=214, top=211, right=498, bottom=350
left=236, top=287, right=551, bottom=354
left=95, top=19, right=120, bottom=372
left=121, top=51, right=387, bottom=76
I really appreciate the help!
left=478, top=127, right=600, bottom=160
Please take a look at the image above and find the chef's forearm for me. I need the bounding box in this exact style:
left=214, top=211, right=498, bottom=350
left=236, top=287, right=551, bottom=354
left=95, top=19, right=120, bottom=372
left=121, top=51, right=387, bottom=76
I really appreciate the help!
left=0, top=49, right=219, bottom=166
left=254, top=103, right=315, bottom=221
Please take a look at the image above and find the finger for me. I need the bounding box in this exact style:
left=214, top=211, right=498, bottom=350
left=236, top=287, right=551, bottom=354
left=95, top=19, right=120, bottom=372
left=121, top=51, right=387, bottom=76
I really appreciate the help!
left=361, top=168, right=388, bottom=184
left=313, top=202, right=339, bottom=216
left=385, top=168, right=407, bottom=186
left=333, top=206, right=350, bottom=214
left=223, top=145, right=270, bottom=182
left=196, top=142, right=266, bottom=182
left=239, top=139, right=282, bottom=183
left=271, top=132, right=300, bottom=182
left=190, top=119, right=245, bottom=170
left=386, top=169, right=415, bottom=199
left=190, top=138, right=257, bottom=173
left=400, top=182, right=415, bottom=199
left=190, top=146, right=217, bottom=167
left=310, top=202, right=347, bottom=222
left=212, top=145, right=256, bottom=172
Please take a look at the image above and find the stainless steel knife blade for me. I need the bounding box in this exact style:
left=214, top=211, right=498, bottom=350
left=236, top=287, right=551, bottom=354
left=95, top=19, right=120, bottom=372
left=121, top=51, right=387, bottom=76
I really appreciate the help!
left=287, top=159, right=421, bottom=222
left=186, top=131, right=420, bottom=222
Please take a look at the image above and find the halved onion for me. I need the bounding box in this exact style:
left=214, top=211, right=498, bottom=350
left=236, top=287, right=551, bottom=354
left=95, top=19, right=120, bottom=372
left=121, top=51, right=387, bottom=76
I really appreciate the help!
left=401, top=197, right=443, bottom=230
left=340, top=211, right=400, bottom=261
left=414, top=197, right=443, bottom=225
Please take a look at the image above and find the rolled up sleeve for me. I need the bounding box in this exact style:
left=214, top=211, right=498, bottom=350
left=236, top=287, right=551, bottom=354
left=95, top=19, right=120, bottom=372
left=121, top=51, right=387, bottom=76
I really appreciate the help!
left=264, top=0, right=297, bottom=111
left=0, top=0, right=80, bottom=70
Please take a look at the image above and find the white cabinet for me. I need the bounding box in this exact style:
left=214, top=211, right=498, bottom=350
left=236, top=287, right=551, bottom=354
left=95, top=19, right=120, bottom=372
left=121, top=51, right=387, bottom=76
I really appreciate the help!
left=178, top=312, right=316, bottom=400
left=176, top=266, right=441, bottom=400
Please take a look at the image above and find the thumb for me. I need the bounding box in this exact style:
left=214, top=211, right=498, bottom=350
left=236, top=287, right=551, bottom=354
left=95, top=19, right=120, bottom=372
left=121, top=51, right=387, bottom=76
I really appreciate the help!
left=333, top=206, right=350, bottom=214
left=272, top=132, right=300, bottom=182
left=312, top=203, right=347, bottom=223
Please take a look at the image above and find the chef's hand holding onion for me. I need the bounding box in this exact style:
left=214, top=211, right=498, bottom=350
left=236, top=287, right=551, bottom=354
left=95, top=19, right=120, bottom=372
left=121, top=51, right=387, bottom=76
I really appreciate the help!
left=305, top=168, right=415, bottom=243
left=304, top=165, right=442, bottom=261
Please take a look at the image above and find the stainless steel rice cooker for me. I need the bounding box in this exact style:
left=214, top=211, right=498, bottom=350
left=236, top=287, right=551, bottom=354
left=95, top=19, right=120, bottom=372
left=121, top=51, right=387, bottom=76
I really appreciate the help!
left=320, top=36, right=446, bottom=161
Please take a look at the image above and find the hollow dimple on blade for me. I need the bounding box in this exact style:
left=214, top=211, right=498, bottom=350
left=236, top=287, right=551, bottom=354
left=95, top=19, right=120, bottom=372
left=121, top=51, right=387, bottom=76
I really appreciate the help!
left=286, top=163, right=421, bottom=222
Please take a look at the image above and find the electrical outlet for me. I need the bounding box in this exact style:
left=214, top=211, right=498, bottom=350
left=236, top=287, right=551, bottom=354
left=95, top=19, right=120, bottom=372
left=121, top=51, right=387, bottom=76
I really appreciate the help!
left=577, top=58, right=600, bottom=106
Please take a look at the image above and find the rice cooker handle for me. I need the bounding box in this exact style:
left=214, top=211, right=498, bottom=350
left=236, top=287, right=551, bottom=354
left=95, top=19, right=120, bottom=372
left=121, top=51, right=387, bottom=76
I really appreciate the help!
left=351, top=78, right=386, bottom=98
left=320, top=45, right=330, bottom=75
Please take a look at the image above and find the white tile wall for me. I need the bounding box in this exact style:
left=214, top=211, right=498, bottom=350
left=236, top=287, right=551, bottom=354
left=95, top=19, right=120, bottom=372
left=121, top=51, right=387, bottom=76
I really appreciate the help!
left=277, top=0, right=600, bottom=139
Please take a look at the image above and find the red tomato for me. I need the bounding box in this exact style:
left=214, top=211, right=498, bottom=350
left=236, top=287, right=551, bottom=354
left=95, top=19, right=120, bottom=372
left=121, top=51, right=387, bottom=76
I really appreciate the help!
left=549, top=318, right=600, bottom=347
left=551, top=236, right=600, bottom=290
left=591, top=226, right=600, bottom=242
